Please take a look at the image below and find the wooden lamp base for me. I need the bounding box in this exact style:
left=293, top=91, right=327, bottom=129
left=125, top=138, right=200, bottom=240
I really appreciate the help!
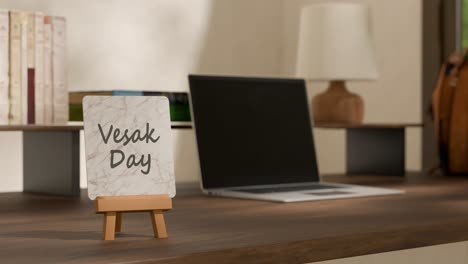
left=95, top=194, right=172, bottom=241
left=311, top=80, right=364, bottom=124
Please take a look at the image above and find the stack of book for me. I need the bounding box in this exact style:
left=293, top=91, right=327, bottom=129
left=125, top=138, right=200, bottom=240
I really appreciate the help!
left=69, top=91, right=191, bottom=123
left=0, top=10, right=68, bottom=125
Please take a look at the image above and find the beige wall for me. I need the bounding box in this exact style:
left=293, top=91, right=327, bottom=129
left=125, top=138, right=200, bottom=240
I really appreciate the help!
left=0, top=0, right=283, bottom=92
left=0, top=0, right=284, bottom=191
left=0, top=0, right=422, bottom=191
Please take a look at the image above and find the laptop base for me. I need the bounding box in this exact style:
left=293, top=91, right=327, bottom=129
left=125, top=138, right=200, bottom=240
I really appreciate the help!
left=204, top=182, right=403, bottom=203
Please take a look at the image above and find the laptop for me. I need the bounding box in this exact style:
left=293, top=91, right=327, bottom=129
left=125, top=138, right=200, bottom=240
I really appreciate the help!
left=188, top=75, right=403, bottom=202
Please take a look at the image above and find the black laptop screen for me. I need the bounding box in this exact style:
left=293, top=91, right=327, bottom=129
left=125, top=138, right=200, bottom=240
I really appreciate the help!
left=189, top=75, right=320, bottom=189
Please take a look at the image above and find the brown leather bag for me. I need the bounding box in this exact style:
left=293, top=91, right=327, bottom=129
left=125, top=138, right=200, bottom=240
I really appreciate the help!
left=432, top=52, right=468, bottom=174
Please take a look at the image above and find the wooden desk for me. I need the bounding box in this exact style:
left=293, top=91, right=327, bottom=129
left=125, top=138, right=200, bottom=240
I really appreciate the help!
left=315, top=123, right=423, bottom=176
left=1, top=174, right=468, bottom=264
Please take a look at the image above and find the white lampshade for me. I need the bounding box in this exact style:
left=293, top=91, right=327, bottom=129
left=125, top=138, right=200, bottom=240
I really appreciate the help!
left=296, top=2, right=378, bottom=80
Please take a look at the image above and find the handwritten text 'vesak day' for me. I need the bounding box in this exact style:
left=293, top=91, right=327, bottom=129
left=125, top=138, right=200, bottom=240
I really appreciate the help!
left=98, top=123, right=160, bottom=174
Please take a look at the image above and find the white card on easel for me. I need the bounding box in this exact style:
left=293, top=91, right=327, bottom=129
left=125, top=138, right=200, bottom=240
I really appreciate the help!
left=83, top=96, right=175, bottom=200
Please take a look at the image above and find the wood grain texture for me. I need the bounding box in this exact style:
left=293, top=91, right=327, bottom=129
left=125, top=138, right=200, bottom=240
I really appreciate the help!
left=150, top=210, right=168, bottom=238
left=1, top=174, right=468, bottom=264
left=95, top=195, right=172, bottom=213
left=103, top=212, right=116, bottom=240
left=95, top=195, right=171, bottom=241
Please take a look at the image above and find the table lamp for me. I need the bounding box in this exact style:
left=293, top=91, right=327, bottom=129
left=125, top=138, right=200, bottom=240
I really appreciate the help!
left=296, top=2, right=378, bottom=124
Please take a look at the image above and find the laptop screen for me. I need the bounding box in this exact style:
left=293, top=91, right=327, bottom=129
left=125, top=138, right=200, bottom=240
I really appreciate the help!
left=189, top=75, right=320, bottom=189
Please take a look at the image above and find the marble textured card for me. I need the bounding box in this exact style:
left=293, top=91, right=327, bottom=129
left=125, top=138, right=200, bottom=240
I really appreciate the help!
left=83, top=96, right=175, bottom=200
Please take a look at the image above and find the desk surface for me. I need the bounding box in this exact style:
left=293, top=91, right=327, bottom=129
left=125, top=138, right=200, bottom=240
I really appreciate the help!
left=1, top=174, right=468, bottom=264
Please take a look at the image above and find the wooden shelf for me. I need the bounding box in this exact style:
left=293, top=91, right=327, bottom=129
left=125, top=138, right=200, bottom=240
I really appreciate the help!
left=313, top=122, right=423, bottom=175
left=314, top=122, right=423, bottom=129
left=0, top=125, right=83, bottom=131
left=0, top=124, right=192, bottom=131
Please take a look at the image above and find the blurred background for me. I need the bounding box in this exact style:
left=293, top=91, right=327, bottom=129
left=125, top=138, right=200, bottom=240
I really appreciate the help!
left=0, top=0, right=457, bottom=192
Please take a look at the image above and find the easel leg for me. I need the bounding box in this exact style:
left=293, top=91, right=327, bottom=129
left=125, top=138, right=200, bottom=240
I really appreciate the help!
left=115, top=212, right=122, bottom=233
left=103, top=212, right=117, bottom=240
left=150, top=210, right=167, bottom=238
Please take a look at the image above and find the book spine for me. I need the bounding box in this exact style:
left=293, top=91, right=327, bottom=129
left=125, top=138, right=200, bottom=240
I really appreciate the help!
left=26, top=12, right=35, bottom=124
left=9, top=11, right=22, bottom=125
left=34, top=12, right=44, bottom=124
left=27, top=68, right=35, bottom=124
left=51, top=16, right=67, bottom=124
left=0, top=10, right=9, bottom=124
left=21, top=22, right=28, bottom=124
left=43, top=16, right=53, bottom=124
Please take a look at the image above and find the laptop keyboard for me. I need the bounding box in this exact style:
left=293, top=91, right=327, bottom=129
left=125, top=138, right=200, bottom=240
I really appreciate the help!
left=232, top=184, right=343, bottom=194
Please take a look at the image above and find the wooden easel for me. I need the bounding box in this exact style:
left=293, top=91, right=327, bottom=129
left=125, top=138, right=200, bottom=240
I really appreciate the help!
left=95, top=194, right=172, bottom=240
